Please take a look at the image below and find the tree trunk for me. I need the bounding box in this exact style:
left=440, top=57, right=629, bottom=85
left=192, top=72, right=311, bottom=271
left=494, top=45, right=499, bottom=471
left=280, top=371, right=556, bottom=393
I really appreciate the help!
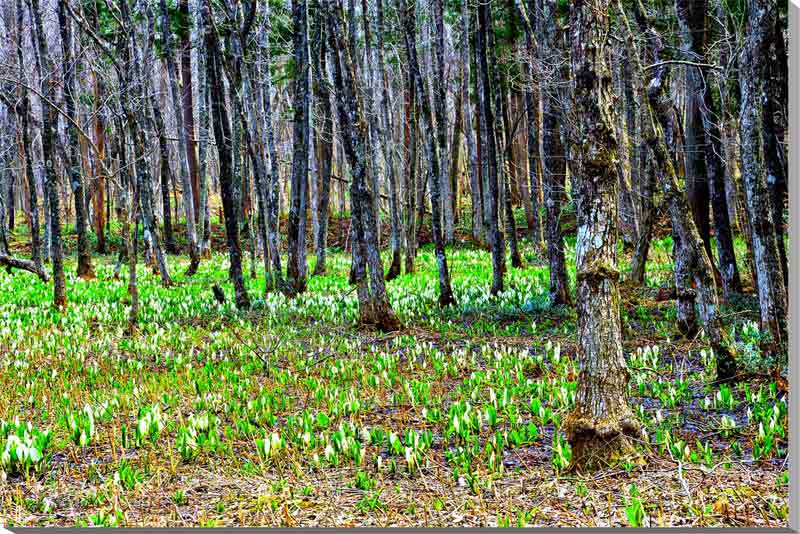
left=619, top=0, right=738, bottom=381
left=259, top=2, right=284, bottom=287
left=376, top=0, right=403, bottom=281
left=400, top=0, right=456, bottom=307
left=326, top=0, right=400, bottom=332
left=489, top=23, right=523, bottom=270
left=196, top=2, right=211, bottom=257
left=541, top=0, right=570, bottom=306
left=432, top=0, right=454, bottom=244
left=205, top=0, right=250, bottom=310
left=286, top=0, right=311, bottom=296
left=738, top=0, right=787, bottom=352
left=30, top=0, right=66, bottom=308
left=460, top=0, right=482, bottom=245
left=404, top=70, right=418, bottom=273
left=160, top=0, right=200, bottom=275
left=564, top=0, right=639, bottom=471
left=476, top=0, right=505, bottom=295
left=57, top=1, right=93, bottom=279
left=520, top=0, right=544, bottom=249
left=179, top=0, right=201, bottom=224
left=309, top=5, right=333, bottom=278
left=15, top=0, right=41, bottom=271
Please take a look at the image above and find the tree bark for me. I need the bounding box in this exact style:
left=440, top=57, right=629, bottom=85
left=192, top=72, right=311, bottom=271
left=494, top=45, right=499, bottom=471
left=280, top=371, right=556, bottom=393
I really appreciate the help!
left=460, top=0, right=482, bottom=245
left=404, top=70, right=418, bottom=274
left=205, top=0, right=250, bottom=310
left=179, top=0, right=201, bottom=224
left=160, top=0, right=200, bottom=275
left=475, top=0, right=505, bottom=295
left=30, top=0, right=66, bottom=308
left=619, top=0, right=738, bottom=381
left=311, top=3, right=334, bottom=277
left=432, top=0, right=454, bottom=244
left=376, top=0, right=403, bottom=281
left=400, top=0, right=456, bottom=307
left=541, top=0, right=570, bottom=306
left=15, top=0, right=41, bottom=272
left=326, top=0, right=400, bottom=332
left=57, top=1, right=93, bottom=279
left=564, top=0, right=639, bottom=471
left=738, top=0, right=788, bottom=352
left=286, top=0, right=311, bottom=296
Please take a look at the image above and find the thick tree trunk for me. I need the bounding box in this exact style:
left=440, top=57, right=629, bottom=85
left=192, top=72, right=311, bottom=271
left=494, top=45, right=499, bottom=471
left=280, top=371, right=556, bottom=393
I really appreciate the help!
left=564, top=0, right=639, bottom=471
left=738, top=0, right=788, bottom=352
left=400, top=0, right=456, bottom=307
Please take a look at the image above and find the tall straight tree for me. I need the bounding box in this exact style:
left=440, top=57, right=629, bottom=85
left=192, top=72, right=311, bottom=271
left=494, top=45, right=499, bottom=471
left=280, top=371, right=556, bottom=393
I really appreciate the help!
left=204, top=0, right=250, bottom=309
left=14, top=0, right=41, bottom=273
left=403, top=68, right=419, bottom=273
left=311, top=1, right=334, bottom=277
left=540, top=0, right=570, bottom=306
left=563, top=0, right=640, bottom=471
left=676, top=0, right=715, bottom=272
left=675, top=0, right=739, bottom=296
left=258, top=0, right=284, bottom=288
left=179, top=0, right=201, bottom=223
left=57, top=0, right=93, bottom=278
left=399, top=0, right=456, bottom=307
left=160, top=0, right=200, bottom=275
left=432, top=0, right=454, bottom=244
left=488, top=13, right=523, bottom=269
left=326, top=0, right=400, bottom=331
left=738, top=0, right=787, bottom=352
left=475, top=0, right=505, bottom=295
left=520, top=0, right=545, bottom=249
left=30, top=0, right=66, bottom=307
left=460, top=0, right=482, bottom=245
left=286, top=0, right=311, bottom=296
left=377, top=0, right=403, bottom=281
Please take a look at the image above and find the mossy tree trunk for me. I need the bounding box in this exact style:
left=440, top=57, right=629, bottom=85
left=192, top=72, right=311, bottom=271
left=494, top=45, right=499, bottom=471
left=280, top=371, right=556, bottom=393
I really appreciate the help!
left=563, top=0, right=640, bottom=472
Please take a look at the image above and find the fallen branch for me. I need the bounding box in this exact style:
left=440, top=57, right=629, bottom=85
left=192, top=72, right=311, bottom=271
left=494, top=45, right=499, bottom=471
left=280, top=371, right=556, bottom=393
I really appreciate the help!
left=0, top=253, right=49, bottom=281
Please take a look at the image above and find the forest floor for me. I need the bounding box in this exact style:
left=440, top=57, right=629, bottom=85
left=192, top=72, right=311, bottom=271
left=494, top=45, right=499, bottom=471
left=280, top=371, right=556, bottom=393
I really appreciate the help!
left=0, top=223, right=789, bottom=527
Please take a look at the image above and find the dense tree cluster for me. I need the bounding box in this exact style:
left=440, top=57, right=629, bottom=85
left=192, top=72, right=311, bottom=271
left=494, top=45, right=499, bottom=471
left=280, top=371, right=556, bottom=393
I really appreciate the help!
left=0, top=0, right=788, bottom=470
